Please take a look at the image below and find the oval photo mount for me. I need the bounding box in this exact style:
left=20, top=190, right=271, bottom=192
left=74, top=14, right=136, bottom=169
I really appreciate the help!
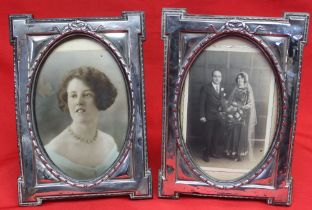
left=31, top=33, right=132, bottom=183
left=179, top=35, right=281, bottom=182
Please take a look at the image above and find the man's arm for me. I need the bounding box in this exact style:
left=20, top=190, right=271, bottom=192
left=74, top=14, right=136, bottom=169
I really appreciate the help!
left=199, top=85, right=207, bottom=122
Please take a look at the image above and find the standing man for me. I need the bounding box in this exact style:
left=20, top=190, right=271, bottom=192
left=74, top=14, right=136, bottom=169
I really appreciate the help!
left=199, top=70, right=225, bottom=162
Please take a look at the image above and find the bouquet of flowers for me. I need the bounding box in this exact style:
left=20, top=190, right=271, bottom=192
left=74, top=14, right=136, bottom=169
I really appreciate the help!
left=218, top=101, right=246, bottom=125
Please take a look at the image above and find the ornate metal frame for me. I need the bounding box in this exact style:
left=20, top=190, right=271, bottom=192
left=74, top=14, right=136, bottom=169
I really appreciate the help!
left=10, top=12, right=152, bottom=206
left=159, top=9, right=309, bottom=205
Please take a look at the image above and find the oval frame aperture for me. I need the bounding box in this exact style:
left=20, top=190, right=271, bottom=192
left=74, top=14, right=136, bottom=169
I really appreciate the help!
left=29, top=30, right=134, bottom=186
left=176, top=31, right=285, bottom=187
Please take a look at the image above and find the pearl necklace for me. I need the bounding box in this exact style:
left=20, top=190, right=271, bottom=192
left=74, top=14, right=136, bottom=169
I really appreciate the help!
left=68, top=127, right=98, bottom=144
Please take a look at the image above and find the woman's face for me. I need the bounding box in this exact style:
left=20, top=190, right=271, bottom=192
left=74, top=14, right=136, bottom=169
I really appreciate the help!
left=67, top=78, right=99, bottom=124
left=237, top=75, right=245, bottom=88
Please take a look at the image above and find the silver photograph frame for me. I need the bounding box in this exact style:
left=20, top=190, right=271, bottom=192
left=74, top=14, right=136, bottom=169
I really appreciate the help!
left=10, top=12, right=152, bottom=206
left=159, top=9, right=309, bottom=205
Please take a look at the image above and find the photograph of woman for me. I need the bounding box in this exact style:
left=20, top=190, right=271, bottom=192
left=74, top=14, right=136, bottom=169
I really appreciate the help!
left=223, top=72, right=257, bottom=161
left=45, top=66, right=119, bottom=180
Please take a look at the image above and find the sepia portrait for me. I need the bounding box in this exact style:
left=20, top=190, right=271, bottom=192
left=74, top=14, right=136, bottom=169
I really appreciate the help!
left=181, top=37, right=278, bottom=180
left=35, top=37, right=128, bottom=180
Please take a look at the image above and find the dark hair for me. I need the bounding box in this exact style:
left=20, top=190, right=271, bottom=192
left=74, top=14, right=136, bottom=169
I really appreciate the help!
left=235, top=72, right=248, bottom=84
left=58, top=66, right=117, bottom=112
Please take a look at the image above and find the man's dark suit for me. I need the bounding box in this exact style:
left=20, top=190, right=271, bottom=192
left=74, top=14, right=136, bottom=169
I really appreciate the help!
left=199, top=83, right=225, bottom=159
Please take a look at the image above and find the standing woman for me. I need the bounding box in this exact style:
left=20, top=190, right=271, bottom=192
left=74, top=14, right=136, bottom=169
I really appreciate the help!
left=225, top=72, right=257, bottom=161
left=45, top=66, right=119, bottom=179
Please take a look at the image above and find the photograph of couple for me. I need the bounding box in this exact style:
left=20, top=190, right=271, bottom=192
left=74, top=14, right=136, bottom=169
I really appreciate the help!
left=181, top=37, right=278, bottom=180
left=199, top=70, right=256, bottom=163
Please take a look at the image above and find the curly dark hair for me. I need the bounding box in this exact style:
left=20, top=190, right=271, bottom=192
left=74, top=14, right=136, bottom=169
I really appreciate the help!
left=58, top=67, right=117, bottom=112
left=235, top=72, right=248, bottom=84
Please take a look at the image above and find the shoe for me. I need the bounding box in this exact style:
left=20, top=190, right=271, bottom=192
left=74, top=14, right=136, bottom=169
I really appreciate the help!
left=234, top=156, right=241, bottom=162
left=211, top=153, right=222, bottom=159
left=203, top=156, right=210, bottom=162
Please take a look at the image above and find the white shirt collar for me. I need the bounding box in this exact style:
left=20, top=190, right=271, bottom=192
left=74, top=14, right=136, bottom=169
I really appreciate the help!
left=212, top=82, right=220, bottom=89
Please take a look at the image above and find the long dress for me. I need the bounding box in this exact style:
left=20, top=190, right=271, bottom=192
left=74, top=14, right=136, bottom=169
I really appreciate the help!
left=225, top=84, right=257, bottom=160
